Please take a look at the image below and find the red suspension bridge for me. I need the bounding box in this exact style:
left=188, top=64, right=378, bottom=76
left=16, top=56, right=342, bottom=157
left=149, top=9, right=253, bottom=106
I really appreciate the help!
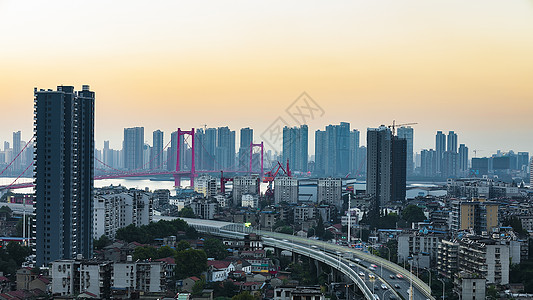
left=0, top=128, right=265, bottom=191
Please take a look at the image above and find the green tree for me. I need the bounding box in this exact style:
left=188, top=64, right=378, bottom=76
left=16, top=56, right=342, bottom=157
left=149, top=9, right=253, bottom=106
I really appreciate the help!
left=220, top=281, right=238, bottom=297
left=174, top=249, right=208, bottom=279
left=278, top=226, right=293, bottom=234
left=177, top=240, right=191, bottom=251
left=0, top=206, right=12, bottom=215
left=401, top=205, right=426, bottom=225
left=157, top=245, right=177, bottom=259
left=504, top=216, right=528, bottom=238
left=204, top=238, right=228, bottom=260
left=315, top=215, right=325, bottom=239
left=186, top=226, right=198, bottom=239
left=192, top=278, right=206, bottom=295
left=179, top=207, right=196, bottom=218
left=94, top=235, right=112, bottom=250
left=133, top=246, right=158, bottom=260
left=232, top=291, right=255, bottom=300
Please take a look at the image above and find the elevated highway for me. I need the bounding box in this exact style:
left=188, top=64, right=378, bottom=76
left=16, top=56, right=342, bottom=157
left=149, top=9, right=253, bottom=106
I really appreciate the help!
left=155, top=216, right=434, bottom=300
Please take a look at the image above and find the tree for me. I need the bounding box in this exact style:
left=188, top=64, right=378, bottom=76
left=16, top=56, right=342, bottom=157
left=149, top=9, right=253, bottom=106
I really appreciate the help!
left=186, top=226, right=198, bottom=239
left=179, top=207, right=196, bottom=218
left=232, top=291, right=255, bottom=300
left=204, top=238, right=228, bottom=260
left=174, top=249, right=207, bottom=279
left=133, top=246, right=158, bottom=260
left=315, top=215, right=325, bottom=239
left=401, top=205, right=426, bottom=225
left=0, top=206, right=12, bottom=215
left=177, top=240, right=191, bottom=251
left=192, top=278, right=206, bottom=295
left=5, top=242, right=30, bottom=266
left=157, top=245, right=177, bottom=259
left=504, top=216, right=528, bottom=238
left=94, top=235, right=112, bottom=250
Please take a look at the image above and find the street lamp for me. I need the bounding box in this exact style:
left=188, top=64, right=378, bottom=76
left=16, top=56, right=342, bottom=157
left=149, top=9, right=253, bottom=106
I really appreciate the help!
left=437, top=278, right=445, bottom=300
left=421, top=268, right=431, bottom=288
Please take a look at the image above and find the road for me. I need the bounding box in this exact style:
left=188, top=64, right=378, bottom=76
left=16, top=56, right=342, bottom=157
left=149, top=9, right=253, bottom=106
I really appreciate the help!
left=260, top=231, right=432, bottom=300
left=159, top=217, right=434, bottom=300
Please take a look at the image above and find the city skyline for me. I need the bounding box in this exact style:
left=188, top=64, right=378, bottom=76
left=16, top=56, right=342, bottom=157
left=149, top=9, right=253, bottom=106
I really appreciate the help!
left=1, top=1, right=532, bottom=155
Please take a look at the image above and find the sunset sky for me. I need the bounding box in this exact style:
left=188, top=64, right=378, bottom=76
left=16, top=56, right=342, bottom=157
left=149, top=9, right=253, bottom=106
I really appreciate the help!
left=1, top=0, right=532, bottom=155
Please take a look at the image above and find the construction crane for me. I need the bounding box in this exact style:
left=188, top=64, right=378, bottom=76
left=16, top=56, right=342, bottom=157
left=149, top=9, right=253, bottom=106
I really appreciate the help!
left=263, top=159, right=291, bottom=199
left=220, top=171, right=233, bottom=194
left=472, top=149, right=483, bottom=158
left=388, top=120, right=418, bottom=136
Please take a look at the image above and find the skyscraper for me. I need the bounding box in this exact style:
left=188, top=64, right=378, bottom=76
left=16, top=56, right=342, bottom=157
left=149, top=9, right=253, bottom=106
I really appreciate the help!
left=349, top=130, right=360, bottom=175
left=34, top=85, right=95, bottom=266
left=366, top=126, right=406, bottom=207
left=123, top=127, right=144, bottom=170
left=367, top=126, right=392, bottom=207
left=12, top=131, right=21, bottom=172
left=458, top=144, right=469, bottom=173
left=150, top=130, right=164, bottom=170
left=282, top=125, right=308, bottom=173
left=314, top=122, right=350, bottom=176
left=397, top=126, right=413, bottom=176
left=435, top=131, right=446, bottom=174
left=420, top=149, right=437, bottom=177
left=216, top=127, right=235, bottom=170
left=447, top=131, right=458, bottom=153
left=391, top=136, right=407, bottom=202
left=238, top=127, right=253, bottom=171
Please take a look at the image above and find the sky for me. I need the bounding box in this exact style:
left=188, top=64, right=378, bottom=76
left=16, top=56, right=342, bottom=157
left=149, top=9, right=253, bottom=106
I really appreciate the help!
left=1, top=0, right=532, bottom=156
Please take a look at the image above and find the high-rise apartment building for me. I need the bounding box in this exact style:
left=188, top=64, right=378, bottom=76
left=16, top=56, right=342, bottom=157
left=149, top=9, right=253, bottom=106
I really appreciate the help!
left=233, top=175, right=260, bottom=206
left=216, top=127, right=235, bottom=170
left=458, top=144, right=469, bottom=173
left=420, top=149, right=436, bottom=177
left=450, top=199, right=499, bottom=235
left=447, top=131, right=458, bottom=153
left=397, top=126, right=413, bottom=176
left=34, top=85, right=95, bottom=266
left=349, top=130, right=360, bottom=175
left=314, top=122, right=351, bottom=176
left=435, top=131, right=446, bottom=174
left=123, top=127, right=144, bottom=170
left=317, top=178, right=342, bottom=210
left=150, top=130, right=164, bottom=170
left=391, top=136, right=407, bottom=202
left=366, top=126, right=406, bottom=207
left=12, top=131, right=21, bottom=172
left=274, top=176, right=298, bottom=204
left=282, top=125, right=308, bottom=173
left=238, top=127, right=253, bottom=171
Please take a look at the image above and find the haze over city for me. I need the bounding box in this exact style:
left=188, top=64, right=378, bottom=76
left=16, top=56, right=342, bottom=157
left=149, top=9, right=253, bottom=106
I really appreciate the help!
left=1, top=0, right=533, bottom=154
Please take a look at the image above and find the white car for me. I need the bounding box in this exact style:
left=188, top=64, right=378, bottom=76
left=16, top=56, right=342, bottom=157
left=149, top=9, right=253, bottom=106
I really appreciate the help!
left=381, top=284, right=388, bottom=290
left=359, top=272, right=365, bottom=277
left=369, top=266, right=376, bottom=271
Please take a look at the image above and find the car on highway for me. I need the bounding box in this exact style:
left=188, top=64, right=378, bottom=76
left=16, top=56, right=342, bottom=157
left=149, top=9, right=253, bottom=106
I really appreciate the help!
left=371, top=264, right=378, bottom=268
left=394, top=284, right=401, bottom=289
left=396, top=274, right=403, bottom=279
left=359, top=272, right=365, bottom=277
left=389, top=274, right=395, bottom=279
left=369, top=266, right=376, bottom=271
left=349, top=263, right=356, bottom=267
left=354, top=258, right=361, bottom=263
left=368, top=274, right=376, bottom=279
left=381, top=284, right=388, bottom=290
left=373, top=294, right=380, bottom=300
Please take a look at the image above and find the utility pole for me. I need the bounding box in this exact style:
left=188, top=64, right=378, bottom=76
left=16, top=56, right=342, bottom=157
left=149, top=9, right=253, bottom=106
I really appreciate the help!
left=347, top=194, right=351, bottom=244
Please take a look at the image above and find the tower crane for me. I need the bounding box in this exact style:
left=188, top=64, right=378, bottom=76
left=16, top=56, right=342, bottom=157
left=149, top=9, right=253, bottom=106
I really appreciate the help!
left=388, top=120, right=418, bottom=136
